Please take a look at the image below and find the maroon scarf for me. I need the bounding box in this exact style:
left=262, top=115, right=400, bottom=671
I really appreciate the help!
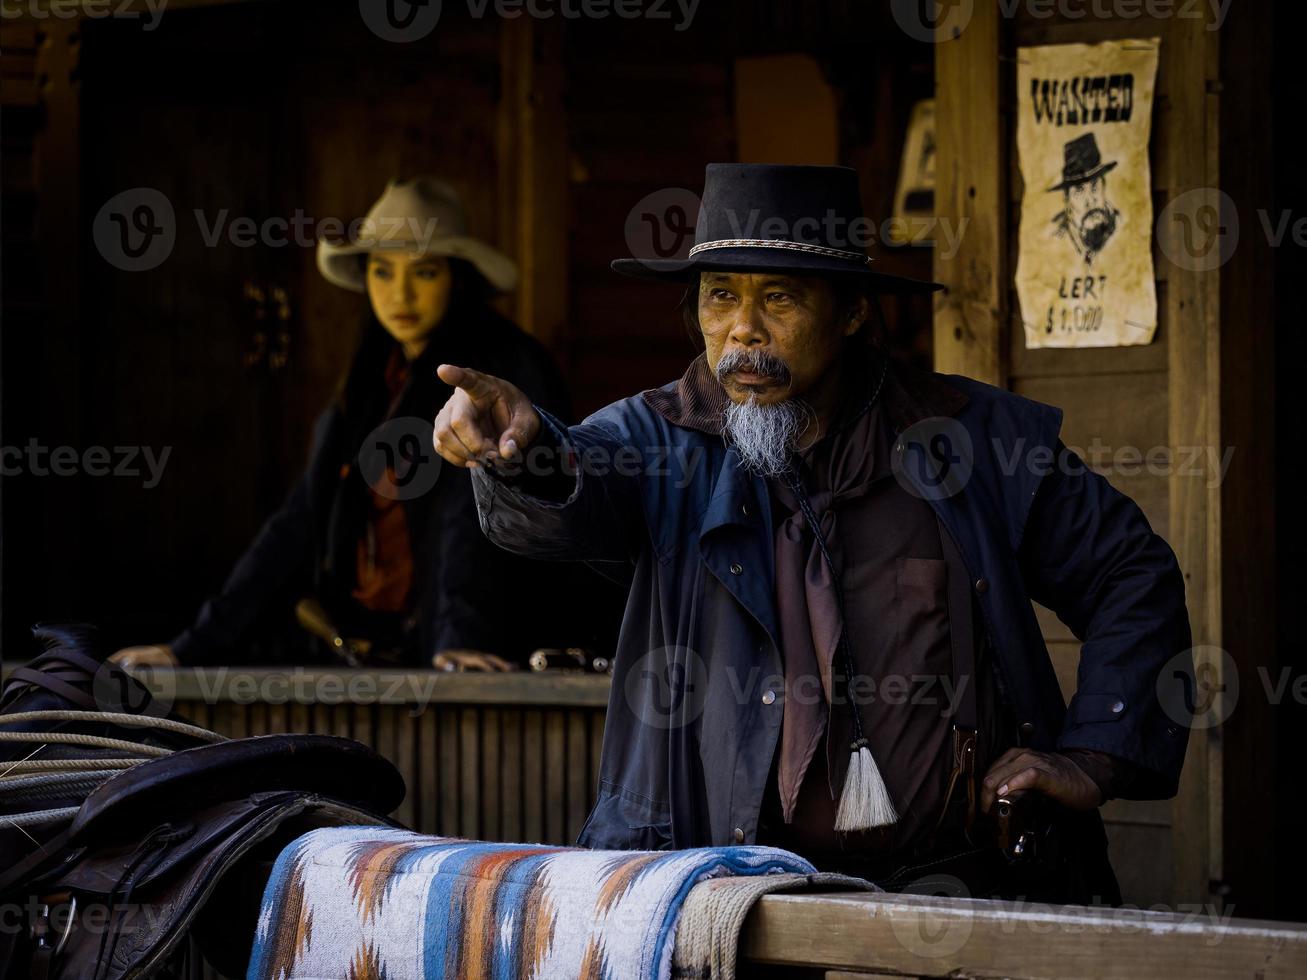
left=770, top=392, right=886, bottom=821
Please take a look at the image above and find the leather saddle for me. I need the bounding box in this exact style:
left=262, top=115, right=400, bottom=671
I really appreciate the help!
left=1, top=625, right=407, bottom=980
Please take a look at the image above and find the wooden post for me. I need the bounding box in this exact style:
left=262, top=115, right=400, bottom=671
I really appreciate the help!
left=498, top=15, right=569, bottom=351
left=933, top=3, right=1005, bottom=386
left=1162, top=8, right=1222, bottom=910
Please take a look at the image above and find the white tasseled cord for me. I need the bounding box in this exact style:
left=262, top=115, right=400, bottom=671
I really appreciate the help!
left=835, top=737, right=899, bottom=831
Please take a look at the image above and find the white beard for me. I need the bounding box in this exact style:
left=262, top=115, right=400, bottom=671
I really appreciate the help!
left=721, top=395, right=814, bottom=478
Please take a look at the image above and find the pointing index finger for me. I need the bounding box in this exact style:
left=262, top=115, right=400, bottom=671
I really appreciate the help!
left=437, top=363, right=496, bottom=403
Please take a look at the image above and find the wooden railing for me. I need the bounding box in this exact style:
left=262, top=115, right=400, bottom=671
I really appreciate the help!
left=740, top=891, right=1307, bottom=978
left=153, top=667, right=611, bottom=846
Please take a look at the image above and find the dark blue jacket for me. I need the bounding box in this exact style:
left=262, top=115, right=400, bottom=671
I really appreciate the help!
left=473, top=358, right=1193, bottom=849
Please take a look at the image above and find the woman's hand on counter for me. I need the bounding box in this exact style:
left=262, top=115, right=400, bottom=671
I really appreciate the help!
left=110, top=644, right=180, bottom=669
left=432, top=649, right=517, bottom=672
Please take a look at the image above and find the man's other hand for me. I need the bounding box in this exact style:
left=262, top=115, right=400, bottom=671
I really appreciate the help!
left=980, top=748, right=1103, bottom=812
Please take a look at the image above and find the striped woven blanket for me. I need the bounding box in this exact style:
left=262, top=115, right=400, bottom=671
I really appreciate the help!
left=246, top=827, right=816, bottom=980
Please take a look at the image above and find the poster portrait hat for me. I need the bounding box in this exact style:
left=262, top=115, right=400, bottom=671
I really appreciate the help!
left=611, top=163, right=943, bottom=293
left=1047, top=132, right=1119, bottom=192
left=317, top=177, right=518, bottom=293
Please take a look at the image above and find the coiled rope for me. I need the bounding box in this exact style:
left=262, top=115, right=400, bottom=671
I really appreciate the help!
left=2, top=713, right=225, bottom=830
left=0, top=711, right=226, bottom=743
left=0, top=731, right=175, bottom=757
left=1, top=758, right=143, bottom=774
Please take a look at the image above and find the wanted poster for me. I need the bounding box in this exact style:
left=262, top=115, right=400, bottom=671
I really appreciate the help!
left=1015, top=38, right=1160, bottom=348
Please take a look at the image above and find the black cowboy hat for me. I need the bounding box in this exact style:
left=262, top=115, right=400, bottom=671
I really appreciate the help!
left=1047, top=133, right=1118, bottom=192
left=611, top=163, right=943, bottom=293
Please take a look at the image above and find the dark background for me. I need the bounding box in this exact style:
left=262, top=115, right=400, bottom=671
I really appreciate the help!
left=0, top=0, right=936, bottom=654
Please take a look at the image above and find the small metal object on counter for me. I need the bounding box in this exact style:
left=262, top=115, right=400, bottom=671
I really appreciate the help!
left=529, top=649, right=613, bottom=675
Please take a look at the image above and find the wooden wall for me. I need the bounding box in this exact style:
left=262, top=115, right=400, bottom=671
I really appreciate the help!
left=0, top=18, right=82, bottom=652
left=936, top=5, right=1222, bottom=908
left=2, top=0, right=526, bottom=653
left=562, top=1, right=939, bottom=417
left=562, top=10, right=735, bottom=414
left=1010, top=13, right=1203, bottom=909
left=0, top=0, right=941, bottom=651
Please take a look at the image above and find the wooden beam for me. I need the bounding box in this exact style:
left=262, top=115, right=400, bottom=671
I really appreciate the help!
left=741, top=891, right=1307, bottom=979
left=112, top=666, right=614, bottom=708
left=932, top=2, right=1005, bottom=385
left=1162, top=8, right=1222, bottom=909
left=498, top=14, right=569, bottom=350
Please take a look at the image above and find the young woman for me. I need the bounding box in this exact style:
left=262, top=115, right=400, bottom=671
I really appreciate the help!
left=114, top=177, right=574, bottom=671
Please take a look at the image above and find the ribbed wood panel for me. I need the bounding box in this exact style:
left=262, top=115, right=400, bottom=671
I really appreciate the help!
left=171, top=690, right=607, bottom=846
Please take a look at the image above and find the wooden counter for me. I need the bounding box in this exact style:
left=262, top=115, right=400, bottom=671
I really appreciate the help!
left=147, top=667, right=611, bottom=847
left=740, top=890, right=1307, bottom=978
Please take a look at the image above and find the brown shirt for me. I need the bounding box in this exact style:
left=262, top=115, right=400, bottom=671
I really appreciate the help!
left=757, top=395, right=976, bottom=857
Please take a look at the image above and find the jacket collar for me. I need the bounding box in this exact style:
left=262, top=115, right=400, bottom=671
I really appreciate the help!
left=640, top=347, right=969, bottom=437
left=640, top=353, right=725, bottom=435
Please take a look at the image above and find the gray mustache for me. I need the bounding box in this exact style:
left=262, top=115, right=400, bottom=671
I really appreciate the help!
left=715, top=348, right=792, bottom=387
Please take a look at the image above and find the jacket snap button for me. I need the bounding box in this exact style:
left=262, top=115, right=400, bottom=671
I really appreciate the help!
left=1111, top=700, right=1125, bottom=714
left=730, top=562, right=743, bottom=575
left=741, top=503, right=749, bottom=517
left=761, top=690, right=776, bottom=705
left=733, top=827, right=745, bottom=843
left=974, top=578, right=989, bottom=594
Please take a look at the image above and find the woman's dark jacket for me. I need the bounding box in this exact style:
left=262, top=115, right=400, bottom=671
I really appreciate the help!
left=172, top=309, right=574, bottom=665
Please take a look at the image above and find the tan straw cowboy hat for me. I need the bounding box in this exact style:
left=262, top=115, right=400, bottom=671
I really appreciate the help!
left=317, top=176, right=518, bottom=293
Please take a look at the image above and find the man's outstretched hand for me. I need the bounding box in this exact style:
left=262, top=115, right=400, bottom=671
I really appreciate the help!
left=434, top=364, right=541, bottom=469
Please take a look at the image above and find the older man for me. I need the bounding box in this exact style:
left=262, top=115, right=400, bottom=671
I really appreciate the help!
left=432, top=164, right=1191, bottom=903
